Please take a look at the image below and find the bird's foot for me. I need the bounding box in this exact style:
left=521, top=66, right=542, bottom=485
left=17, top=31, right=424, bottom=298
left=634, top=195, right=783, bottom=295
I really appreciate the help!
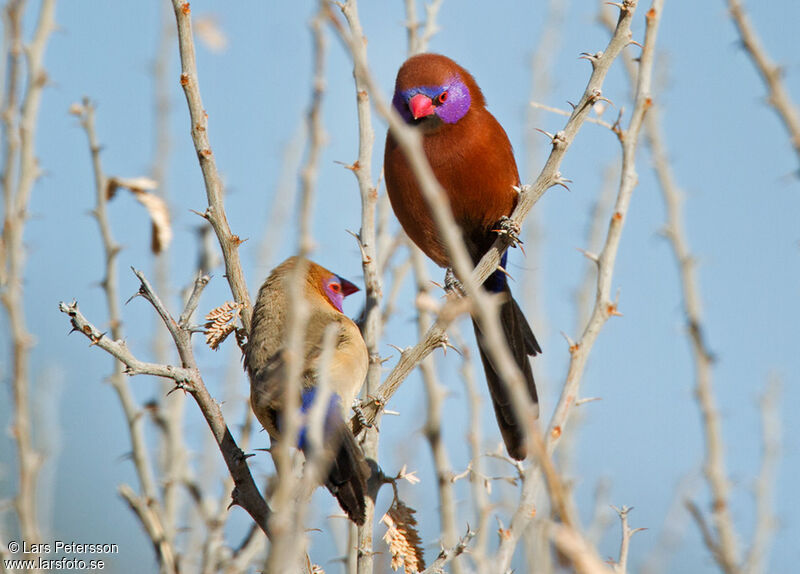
left=492, top=216, right=523, bottom=248
left=352, top=398, right=372, bottom=429
left=444, top=267, right=465, bottom=297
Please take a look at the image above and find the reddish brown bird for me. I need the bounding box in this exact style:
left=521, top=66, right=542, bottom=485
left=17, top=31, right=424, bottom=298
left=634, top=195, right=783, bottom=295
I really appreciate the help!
left=384, top=53, right=541, bottom=460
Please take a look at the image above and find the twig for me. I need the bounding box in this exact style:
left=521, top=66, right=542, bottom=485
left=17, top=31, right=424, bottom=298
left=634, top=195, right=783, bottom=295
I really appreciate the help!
left=1, top=0, right=55, bottom=554
left=452, top=327, right=492, bottom=572
left=170, top=0, right=253, bottom=329
left=574, top=165, right=617, bottom=335
left=405, top=0, right=443, bottom=56
left=410, top=245, right=461, bottom=574
left=530, top=101, right=616, bottom=131
left=489, top=3, right=651, bottom=570
left=611, top=505, right=646, bottom=574
left=522, top=0, right=568, bottom=395
left=334, top=1, right=386, bottom=571
left=743, top=379, right=781, bottom=574
left=262, top=5, right=328, bottom=567
left=727, top=0, right=800, bottom=173
left=640, top=475, right=699, bottom=574
left=400, top=4, right=460, bottom=570
left=419, top=527, right=475, bottom=574
left=618, top=8, right=740, bottom=569
left=549, top=521, right=615, bottom=574
left=149, top=0, right=185, bottom=549
left=59, top=280, right=273, bottom=540
left=685, top=500, right=719, bottom=561
left=75, top=100, right=177, bottom=573
left=59, top=301, right=194, bottom=382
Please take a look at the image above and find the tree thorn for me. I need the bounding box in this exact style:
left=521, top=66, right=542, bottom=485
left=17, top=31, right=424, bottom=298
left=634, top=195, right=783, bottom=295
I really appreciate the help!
left=553, top=172, right=572, bottom=190
left=575, top=247, right=599, bottom=263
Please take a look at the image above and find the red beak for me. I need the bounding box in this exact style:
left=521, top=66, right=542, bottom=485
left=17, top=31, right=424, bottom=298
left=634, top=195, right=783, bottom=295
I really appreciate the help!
left=339, top=277, right=360, bottom=297
left=409, top=93, right=435, bottom=119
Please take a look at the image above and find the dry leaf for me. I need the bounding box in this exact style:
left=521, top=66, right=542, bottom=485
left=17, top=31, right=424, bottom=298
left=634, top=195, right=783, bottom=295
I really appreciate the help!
left=104, top=176, right=172, bottom=254
left=131, top=189, right=172, bottom=254
left=205, top=301, right=242, bottom=350
left=195, top=15, right=228, bottom=53
left=397, top=465, right=421, bottom=485
left=381, top=500, right=425, bottom=573
left=107, top=175, right=158, bottom=199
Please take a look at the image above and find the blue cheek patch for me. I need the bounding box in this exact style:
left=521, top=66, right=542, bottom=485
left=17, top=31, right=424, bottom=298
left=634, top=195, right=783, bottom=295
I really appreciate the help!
left=437, top=80, right=471, bottom=124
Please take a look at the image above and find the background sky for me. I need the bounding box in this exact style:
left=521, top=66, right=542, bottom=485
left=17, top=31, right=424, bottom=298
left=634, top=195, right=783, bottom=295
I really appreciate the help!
left=2, top=1, right=799, bottom=572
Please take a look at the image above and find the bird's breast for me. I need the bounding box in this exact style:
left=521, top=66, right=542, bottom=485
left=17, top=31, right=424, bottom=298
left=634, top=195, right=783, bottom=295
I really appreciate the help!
left=385, top=109, right=520, bottom=265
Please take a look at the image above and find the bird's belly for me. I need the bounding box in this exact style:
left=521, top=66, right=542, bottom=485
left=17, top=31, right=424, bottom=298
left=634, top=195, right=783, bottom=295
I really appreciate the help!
left=327, top=338, right=369, bottom=418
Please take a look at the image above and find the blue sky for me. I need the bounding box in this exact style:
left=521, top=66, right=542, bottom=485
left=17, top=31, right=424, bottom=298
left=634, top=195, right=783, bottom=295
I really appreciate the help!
left=2, top=1, right=799, bottom=572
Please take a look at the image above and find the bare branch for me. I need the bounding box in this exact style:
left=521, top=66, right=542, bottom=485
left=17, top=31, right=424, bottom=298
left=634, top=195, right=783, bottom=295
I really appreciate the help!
left=410, top=246, right=461, bottom=573
left=334, top=0, right=388, bottom=570
left=611, top=505, right=646, bottom=574
left=169, top=0, right=253, bottom=329
left=419, top=527, right=475, bottom=574
left=548, top=522, right=616, bottom=574
left=1, top=0, right=56, bottom=552
left=59, top=288, right=273, bottom=542
left=73, top=99, right=178, bottom=572
left=492, top=2, right=653, bottom=569
left=727, top=0, right=800, bottom=172
left=601, top=3, right=741, bottom=566
left=743, top=379, right=781, bottom=574
left=405, top=0, right=444, bottom=56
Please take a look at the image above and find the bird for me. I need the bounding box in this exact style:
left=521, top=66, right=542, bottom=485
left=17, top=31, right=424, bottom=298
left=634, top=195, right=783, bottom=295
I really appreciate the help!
left=244, top=256, right=370, bottom=523
left=384, top=53, right=541, bottom=460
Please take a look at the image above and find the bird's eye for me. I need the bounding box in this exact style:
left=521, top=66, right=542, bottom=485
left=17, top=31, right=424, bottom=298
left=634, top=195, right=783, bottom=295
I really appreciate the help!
left=330, top=282, right=341, bottom=293
left=437, top=91, right=449, bottom=104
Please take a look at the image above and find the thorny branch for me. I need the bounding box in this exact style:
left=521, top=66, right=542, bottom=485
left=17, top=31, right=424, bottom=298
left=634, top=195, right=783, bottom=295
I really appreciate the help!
left=611, top=505, right=646, bottom=574
left=492, top=2, right=658, bottom=571
left=743, top=379, right=780, bottom=574
left=598, top=4, right=741, bottom=569
left=170, top=0, right=253, bottom=330
left=74, top=99, right=178, bottom=573
left=727, top=0, right=800, bottom=173
left=58, top=276, right=273, bottom=540
left=400, top=3, right=463, bottom=571
left=262, top=5, right=328, bottom=572
left=1, top=0, right=55, bottom=555
left=334, top=0, right=386, bottom=571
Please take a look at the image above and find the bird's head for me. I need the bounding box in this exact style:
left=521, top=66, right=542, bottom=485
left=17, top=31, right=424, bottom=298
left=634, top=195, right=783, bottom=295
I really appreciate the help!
left=319, top=272, right=359, bottom=313
left=392, top=53, right=485, bottom=130
left=269, top=257, right=360, bottom=313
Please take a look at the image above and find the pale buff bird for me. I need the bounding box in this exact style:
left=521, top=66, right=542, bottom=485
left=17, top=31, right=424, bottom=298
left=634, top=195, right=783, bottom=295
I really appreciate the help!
left=244, top=256, right=369, bottom=523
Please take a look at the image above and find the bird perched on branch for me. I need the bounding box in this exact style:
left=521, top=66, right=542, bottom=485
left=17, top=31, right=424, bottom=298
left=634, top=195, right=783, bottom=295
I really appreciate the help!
left=244, top=256, right=369, bottom=523
left=384, top=53, right=541, bottom=460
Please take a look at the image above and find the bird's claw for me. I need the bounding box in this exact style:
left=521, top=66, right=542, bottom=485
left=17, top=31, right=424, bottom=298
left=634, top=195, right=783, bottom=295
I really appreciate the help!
left=492, top=216, right=523, bottom=247
left=352, top=398, right=372, bottom=429
left=444, top=268, right=465, bottom=296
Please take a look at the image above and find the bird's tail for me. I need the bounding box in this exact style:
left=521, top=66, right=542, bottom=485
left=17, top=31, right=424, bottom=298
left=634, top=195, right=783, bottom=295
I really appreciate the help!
left=472, top=283, right=541, bottom=460
left=323, top=425, right=370, bottom=525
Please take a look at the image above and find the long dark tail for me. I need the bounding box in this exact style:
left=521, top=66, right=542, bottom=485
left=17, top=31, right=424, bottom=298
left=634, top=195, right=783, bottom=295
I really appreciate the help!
left=472, top=283, right=541, bottom=460
left=324, top=425, right=369, bottom=524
